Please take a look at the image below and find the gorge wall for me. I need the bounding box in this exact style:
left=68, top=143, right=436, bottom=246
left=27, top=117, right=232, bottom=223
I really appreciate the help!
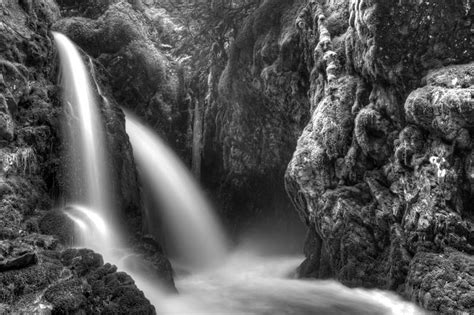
left=204, top=0, right=474, bottom=312
left=199, top=0, right=310, bottom=242
left=280, top=0, right=473, bottom=313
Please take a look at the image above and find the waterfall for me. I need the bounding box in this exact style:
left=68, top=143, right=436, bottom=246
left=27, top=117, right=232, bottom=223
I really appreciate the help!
left=55, top=30, right=228, bottom=270
left=125, top=113, right=228, bottom=270
left=53, top=32, right=117, bottom=256
left=54, top=32, right=172, bottom=307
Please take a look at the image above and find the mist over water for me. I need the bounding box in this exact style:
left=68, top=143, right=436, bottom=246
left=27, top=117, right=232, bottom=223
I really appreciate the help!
left=162, top=250, right=423, bottom=315
left=125, top=113, right=228, bottom=270
left=55, top=32, right=424, bottom=315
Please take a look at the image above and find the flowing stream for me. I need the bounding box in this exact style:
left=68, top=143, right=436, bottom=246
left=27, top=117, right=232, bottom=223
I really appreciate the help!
left=163, top=251, right=422, bottom=315
left=54, top=32, right=424, bottom=315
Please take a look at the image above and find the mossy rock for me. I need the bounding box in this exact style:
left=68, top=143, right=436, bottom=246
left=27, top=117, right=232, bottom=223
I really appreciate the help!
left=38, top=211, right=75, bottom=244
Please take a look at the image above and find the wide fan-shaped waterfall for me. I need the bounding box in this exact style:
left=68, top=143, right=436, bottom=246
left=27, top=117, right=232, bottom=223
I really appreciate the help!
left=54, top=32, right=423, bottom=315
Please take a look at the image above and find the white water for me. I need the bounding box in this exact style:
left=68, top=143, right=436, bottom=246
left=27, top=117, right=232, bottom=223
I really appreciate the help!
left=54, top=32, right=117, bottom=256
left=125, top=113, right=228, bottom=270
left=54, top=33, right=424, bottom=315
left=160, top=250, right=423, bottom=315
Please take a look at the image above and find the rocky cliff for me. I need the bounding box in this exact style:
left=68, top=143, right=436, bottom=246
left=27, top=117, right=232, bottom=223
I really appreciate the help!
left=198, top=0, right=310, bottom=239
left=195, top=0, right=474, bottom=310
left=200, top=0, right=474, bottom=312
left=280, top=0, right=473, bottom=313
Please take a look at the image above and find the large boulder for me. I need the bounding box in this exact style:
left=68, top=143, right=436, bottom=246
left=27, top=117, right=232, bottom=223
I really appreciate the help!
left=199, top=0, right=310, bottom=236
left=281, top=0, right=473, bottom=313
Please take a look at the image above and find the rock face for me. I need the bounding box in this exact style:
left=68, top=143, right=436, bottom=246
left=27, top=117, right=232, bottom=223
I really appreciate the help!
left=0, top=241, right=155, bottom=314
left=282, top=0, right=473, bottom=313
left=216, top=0, right=309, bottom=183
left=200, top=0, right=310, bottom=235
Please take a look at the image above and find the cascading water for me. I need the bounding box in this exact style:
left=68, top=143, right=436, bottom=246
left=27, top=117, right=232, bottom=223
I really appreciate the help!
left=55, top=32, right=424, bottom=314
left=125, top=113, right=228, bottom=270
left=53, top=32, right=117, bottom=257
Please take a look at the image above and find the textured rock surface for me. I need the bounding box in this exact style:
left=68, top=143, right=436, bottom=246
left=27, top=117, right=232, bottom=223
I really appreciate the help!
left=200, top=0, right=310, bottom=235
left=283, top=0, right=473, bottom=313
left=0, top=244, right=155, bottom=314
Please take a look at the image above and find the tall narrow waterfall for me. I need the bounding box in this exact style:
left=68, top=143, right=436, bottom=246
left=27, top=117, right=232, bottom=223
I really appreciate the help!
left=125, top=113, right=228, bottom=270
left=53, top=32, right=116, bottom=255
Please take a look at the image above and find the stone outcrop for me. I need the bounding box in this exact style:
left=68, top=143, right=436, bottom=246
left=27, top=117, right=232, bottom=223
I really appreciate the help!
left=283, top=0, right=473, bottom=313
left=0, top=240, right=155, bottom=314
left=200, top=0, right=310, bottom=234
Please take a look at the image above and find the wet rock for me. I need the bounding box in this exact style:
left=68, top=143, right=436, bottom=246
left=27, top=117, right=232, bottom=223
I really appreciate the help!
left=406, top=249, right=474, bottom=314
left=61, top=248, right=104, bottom=277
left=0, top=112, right=14, bottom=141
left=0, top=252, right=37, bottom=272
left=282, top=0, right=474, bottom=311
left=198, top=0, right=311, bottom=235
left=346, top=0, right=472, bottom=86
left=405, top=64, right=474, bottom=145
left=42, top=249, right=155, bottom=314
left=38, top=211, right=75, bottom=244
left=44, top=278, right=88, bottom=314
left=216, top=0, right=309, bottom=183
left=128, top=233, right=176, bottom=292
left=56, top=0, right=117, bottom=19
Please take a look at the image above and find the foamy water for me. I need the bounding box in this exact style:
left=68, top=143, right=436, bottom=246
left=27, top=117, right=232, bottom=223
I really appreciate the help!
left=159, top=250, right=424, bottom=315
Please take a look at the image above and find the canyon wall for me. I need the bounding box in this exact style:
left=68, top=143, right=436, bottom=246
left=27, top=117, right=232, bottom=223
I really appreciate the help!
left=199, top=0, right=310, bottom=239
left=281, top=0, right=473, bottom=313
left=204, top=0, right=473, bottom=312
